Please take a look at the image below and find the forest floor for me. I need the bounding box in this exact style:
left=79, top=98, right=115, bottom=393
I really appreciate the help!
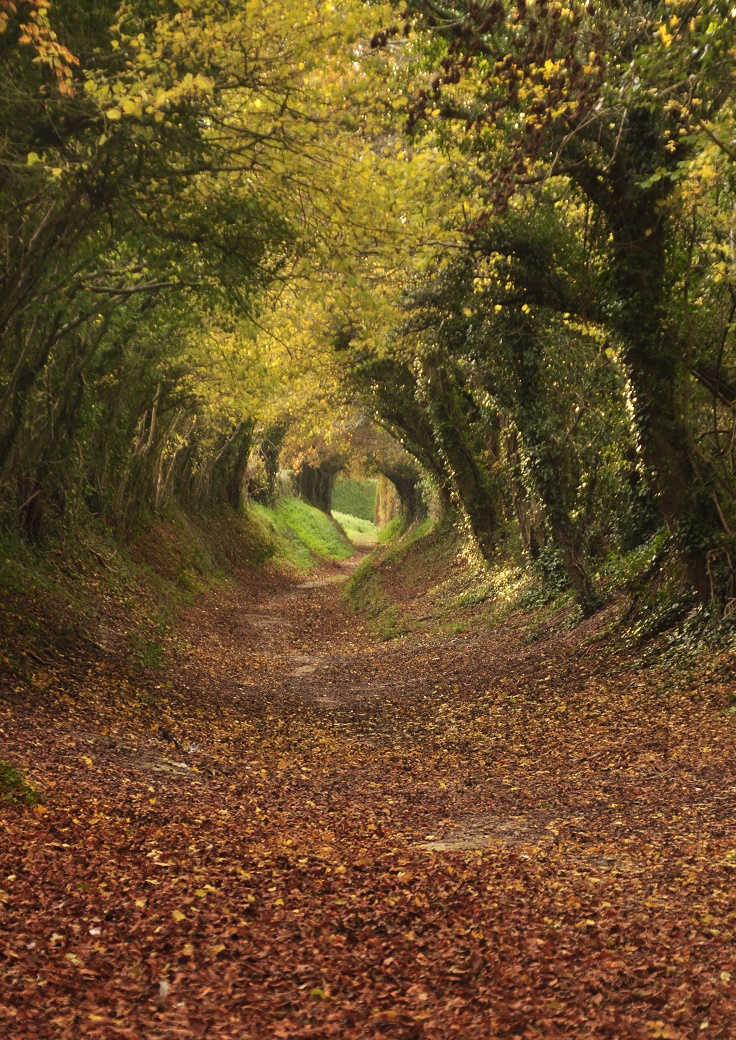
left=3, top=551, right=736, bottom=1039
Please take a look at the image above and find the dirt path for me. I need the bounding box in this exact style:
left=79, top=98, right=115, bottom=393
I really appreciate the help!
left=3, top=560, right=736, bottom=1039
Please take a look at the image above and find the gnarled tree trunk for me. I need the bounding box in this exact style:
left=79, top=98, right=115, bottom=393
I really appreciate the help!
left=295, top=456, right=344, bottom=513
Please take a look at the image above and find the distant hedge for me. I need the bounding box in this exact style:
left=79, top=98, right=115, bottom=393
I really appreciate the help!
left=331, top=478, right=377, bottom=523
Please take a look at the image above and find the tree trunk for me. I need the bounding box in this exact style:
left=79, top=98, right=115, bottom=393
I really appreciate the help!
left=295, top=456, right=343, bottom=513
left=375, top=459, right=427, bottom=526
left=605, top=165, right=723, bottom=602
left=258, top=422, right=289, bottom=505
left=497, top=318, right=602, bottom=615
left=522, top=426, right=603, bottom=617
left=420, top=354, right=501, bottom=560
left=505, top=426, right=545, bottom=558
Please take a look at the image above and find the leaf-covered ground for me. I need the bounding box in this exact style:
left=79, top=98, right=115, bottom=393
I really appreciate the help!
left=3, top=559, right=736, bottom=1039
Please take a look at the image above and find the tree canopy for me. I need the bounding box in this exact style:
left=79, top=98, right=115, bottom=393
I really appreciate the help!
left=2, top=0, right=736, bottom=612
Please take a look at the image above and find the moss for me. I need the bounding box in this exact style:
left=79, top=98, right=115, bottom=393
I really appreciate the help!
left=343, top=554, right=405, bottom=640
left=377, top=516, right=404, bottom=544
left=0, top=760, right=40, bottom=806
left=129, top=633, right=164, bottom=671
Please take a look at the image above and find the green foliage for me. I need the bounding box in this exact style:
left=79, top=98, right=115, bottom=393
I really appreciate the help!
left=4, top=0, right=736, bottom=630
left=0, top=760, right=40, bottom=806
left=398, top=0, right=736, bottom=604
left=657, top=606, right=736, bottom=685
left=0, top=0, right=390, bottom=541
left=331, top=478, right=377, bottom=521
left=600, top=529, right=672, bottom=598
left=519, top=543, right=574, bottom=611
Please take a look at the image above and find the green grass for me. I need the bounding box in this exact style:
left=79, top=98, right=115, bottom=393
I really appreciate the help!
left=250, top=503, right=314, bottom=571
left=331, top=477, right=377, bottom=522
left=332, top=510, right=379, bottom=546
left=250, top=497, right=353, bottom=572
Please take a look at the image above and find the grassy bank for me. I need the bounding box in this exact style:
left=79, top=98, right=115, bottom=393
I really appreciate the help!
left=0, top=507, right=266, bottom=701
left=0, top=497, right=353, bottom=704
left=332, top=510, right=379, bottom=547
left=343, top=516, right=441, bottom=640
left=251, top=498, right=353, bottom=570
left=343, top=513, right=736, bottom=701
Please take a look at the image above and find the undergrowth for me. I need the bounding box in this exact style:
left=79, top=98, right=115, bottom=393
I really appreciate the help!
left=596, top=529, right=736, bottom=673
left=343, top=516, right=452, bottom=639
left=518, top=541, right=574, bottom=612
left=343, top=511, right=736, bottom=685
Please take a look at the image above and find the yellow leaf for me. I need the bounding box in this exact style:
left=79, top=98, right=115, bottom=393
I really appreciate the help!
left=648, top=1023, right=677, bottom=1039
left=171, top=910, right=186, bottom=922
